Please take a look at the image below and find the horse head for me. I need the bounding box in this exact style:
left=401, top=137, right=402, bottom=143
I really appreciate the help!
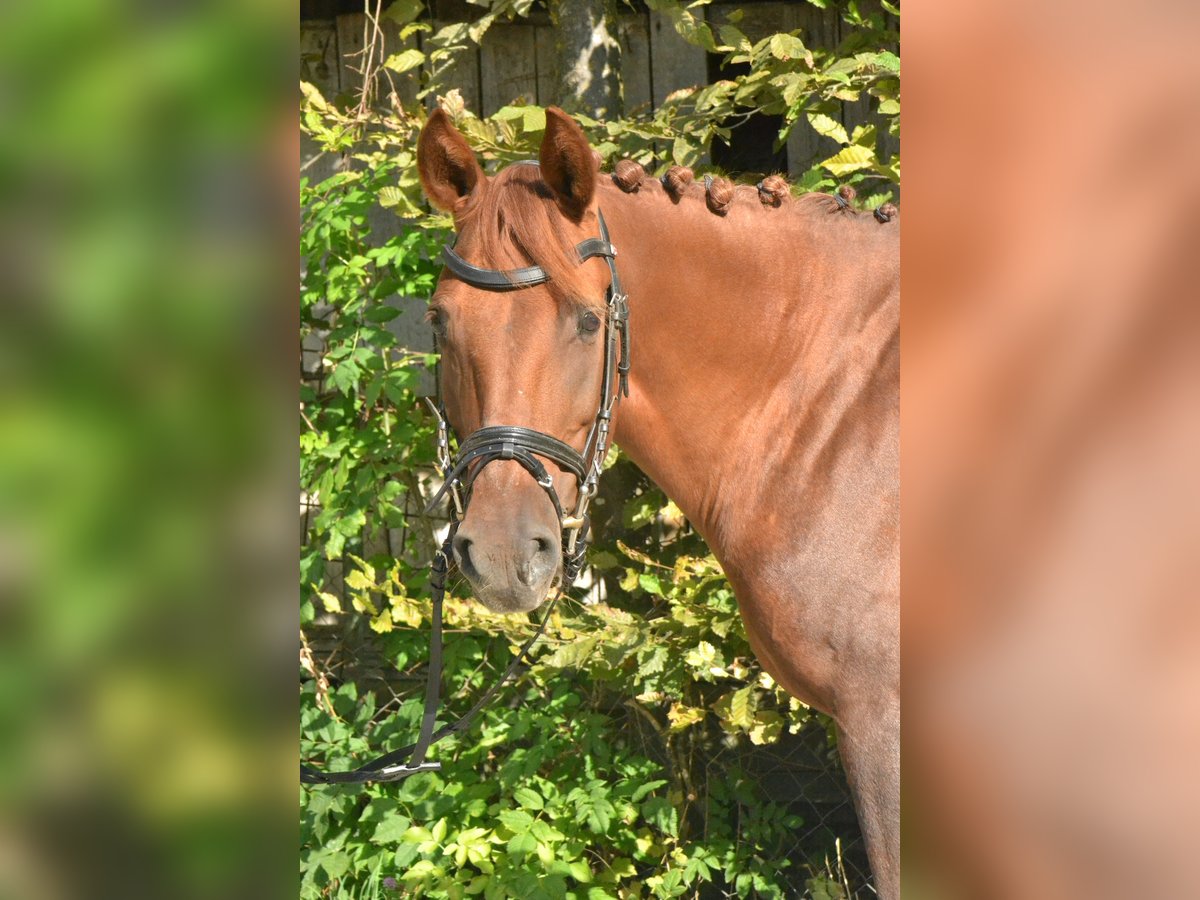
left=417, top=107, right=617, bottom=613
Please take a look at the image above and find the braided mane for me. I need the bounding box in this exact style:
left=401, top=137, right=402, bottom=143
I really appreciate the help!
left=607, top=159, right=898, bottom=225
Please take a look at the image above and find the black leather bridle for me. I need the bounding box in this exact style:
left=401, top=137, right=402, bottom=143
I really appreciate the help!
left=301, top=187, right=628, bottom=786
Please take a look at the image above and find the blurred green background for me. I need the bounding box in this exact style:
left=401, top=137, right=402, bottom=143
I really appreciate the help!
left=0, top=1, right=296, bottom=898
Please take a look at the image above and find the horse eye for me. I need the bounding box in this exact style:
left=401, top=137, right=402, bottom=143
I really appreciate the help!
left=579, top=311, right=601, bottom=335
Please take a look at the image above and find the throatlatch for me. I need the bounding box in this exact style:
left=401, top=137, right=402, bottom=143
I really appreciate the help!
left=300, top=202, right=629, bottom=786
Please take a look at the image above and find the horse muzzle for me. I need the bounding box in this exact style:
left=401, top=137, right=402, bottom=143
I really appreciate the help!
left=452, top=514, right=561, bottom=613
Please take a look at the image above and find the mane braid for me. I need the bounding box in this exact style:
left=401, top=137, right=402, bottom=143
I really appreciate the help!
left=455, top=164, right=605, bottom=310
left=603, top=159, right=897, bottom=228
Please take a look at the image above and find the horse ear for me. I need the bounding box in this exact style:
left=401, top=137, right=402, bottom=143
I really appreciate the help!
left=417, top=109, right=486, bottom=212
left=539, top=107, right=598, bottom=220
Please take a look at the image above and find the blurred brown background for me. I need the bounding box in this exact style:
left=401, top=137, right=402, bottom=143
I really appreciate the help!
left=903, top=0, right=1200, bottom=896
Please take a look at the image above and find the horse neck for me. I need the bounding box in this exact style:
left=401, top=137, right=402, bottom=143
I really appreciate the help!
left=599, top=180, right=899, bottom=557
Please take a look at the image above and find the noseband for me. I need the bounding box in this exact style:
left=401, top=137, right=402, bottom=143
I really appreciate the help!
left=301, top=192, right=629, bottom=786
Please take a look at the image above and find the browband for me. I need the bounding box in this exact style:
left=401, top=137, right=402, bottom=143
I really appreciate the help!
left=442, top=235, right=616, bottom=290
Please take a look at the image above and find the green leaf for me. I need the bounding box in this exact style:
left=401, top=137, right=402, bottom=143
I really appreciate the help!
left=522, top=106, right=546, bottom=132
left=491, top=105, right=525, bottom=121
left=588, top=550, right=618, bottom=570
left=378, top=186, right=405, bottom=208
left=716, top=24, right=749, bottom=52
left=513, top=787, right=544, bottom=811
left=684, top=641, right=718, bottom=670
left=323, top=529, right=345, bottom=560
left=384, top=48, right=425, bottom=74
left=319, top=850, right=351, bottom=880
left=529, top=818, right=564, bottom=843
left=631, top=779, right=669, bottom=803
left=344, top=569, right=373, bottom=591
left=507, top=829, right=537, bottom=857
left=583, top=797, right=615, bottom=834
left=808, top=112, right=848, bottom=145
left=382, top=0, right=423, bottom=26
left=672, top=135, right=698, bottom=166
left=638, top=572, right=663, bottom=596
left=401, top=825, right=433, bottom=843
left=371, top=813, right=413, bottom=843
left=749, top=710, right=784, bottom=745
left=876, top=50, right=900, bottom=72
left=467, top=12, right=500, bottom=43
left=851, top=123, right=877, bottom=147
left=667, top=704, right=706, bottom=733
left=573, top=785, right=616, bottom=834
left=329, top=360, right=360, bottom=395
left=717, top=685, right=756, bottom=729
left=619, top=568, right=639, bottom=592
left=645, top=0, right=716, bottom=52
left=402, top=859, right=443, bottom=881
left=820, top=144, right=875, bottom=176
left=641, top=796, right=678, bottom=837
left=768, top=33, right=812, bottom=67
left=499, top=808, right=534, bottom=833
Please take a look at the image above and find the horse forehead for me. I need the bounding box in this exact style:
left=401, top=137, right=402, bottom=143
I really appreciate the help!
left=452, top=290, right=559, bottom=350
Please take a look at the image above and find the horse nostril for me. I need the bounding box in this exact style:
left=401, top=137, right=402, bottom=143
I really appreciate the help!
left=515, top=533, right=557, bottom=586
left=453, top=534, right=475, bottom=577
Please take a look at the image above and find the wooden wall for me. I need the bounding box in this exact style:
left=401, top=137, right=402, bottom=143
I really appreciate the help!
left=300, top=2, right=898, bottom=179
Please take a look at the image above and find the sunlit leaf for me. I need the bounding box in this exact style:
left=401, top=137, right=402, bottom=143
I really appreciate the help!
left=821, top=143, right=875, bottom=176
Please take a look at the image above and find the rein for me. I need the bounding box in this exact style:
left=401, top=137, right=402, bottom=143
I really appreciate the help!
left=300, top=202, right=629, bottom=786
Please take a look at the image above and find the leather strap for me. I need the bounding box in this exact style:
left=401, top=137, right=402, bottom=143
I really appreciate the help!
left=442, top=245, right=549, bottom=289
left=300, top=586, right=559, bottom=785
left=457, top=426, right=587, bottom=483
left=442, top=236, right=616, bottom=291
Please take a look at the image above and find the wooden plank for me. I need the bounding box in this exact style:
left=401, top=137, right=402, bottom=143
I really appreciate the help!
left=784, top=2, right=843, bottom=178
left=301, top=19, right=342, bottom=184
left=479, top=24, right=538, bottom=114
left=378, top=13, right=421, bottom=110
left=427, top=23, right=482, bottom=115
left=878, top=7, right=901, bottom=196
left=335, top=12, right=367, bottom=99
left=714, top=1, right=790, bottom=42
left=333, top=10, right=425, bottom=111
left=647, top=9, right=709, bottom=166
left=618, top=13, right=652, bottom=114
left=648, top=10, right=707, bottom=107
left=427, top=0, right=485, bottom=115
left=300, top=20, right=340, bottom=100
left=534, top=26, right=560, bottom=107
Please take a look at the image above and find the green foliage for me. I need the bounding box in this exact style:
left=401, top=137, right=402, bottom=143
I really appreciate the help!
left=302, top=1, right=898, bottom=207
left=301, top=1, right=891, bottom=895
left=300, top=158, right=446, bottom=600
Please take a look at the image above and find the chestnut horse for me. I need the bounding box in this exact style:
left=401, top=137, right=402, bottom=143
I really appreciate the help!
left=417, top=107, right=899, bottom=896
